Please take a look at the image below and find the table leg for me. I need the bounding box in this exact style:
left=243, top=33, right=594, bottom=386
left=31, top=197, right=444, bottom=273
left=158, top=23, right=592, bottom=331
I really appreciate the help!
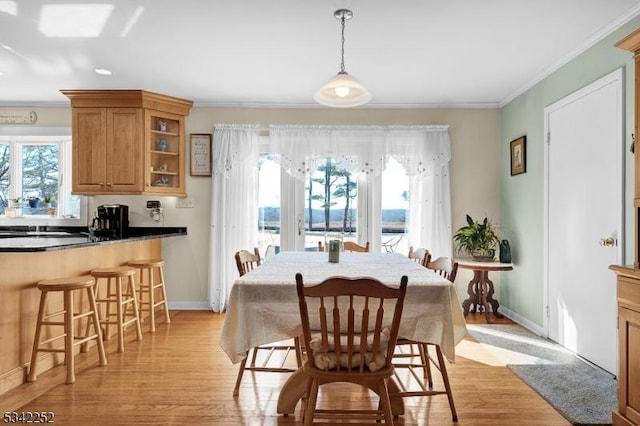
left=478, top=271, right=492, bottom=323
left=485, top=274, right=503, bottom=319
left=277, top=368, right=405, bottom=416
left=462, top=272, right=480, bottom=316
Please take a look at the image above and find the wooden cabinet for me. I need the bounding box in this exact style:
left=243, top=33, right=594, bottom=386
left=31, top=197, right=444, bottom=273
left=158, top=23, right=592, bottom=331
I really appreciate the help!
left=609, top=267, right=640, bottom=426
left=62, top=90, right=193, bottom=196
left=612, top=29, right=640, bottom=426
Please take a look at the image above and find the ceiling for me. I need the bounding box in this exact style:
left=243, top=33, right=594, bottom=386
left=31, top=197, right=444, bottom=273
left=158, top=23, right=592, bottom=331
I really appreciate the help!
left=1, top=0, right=640, bottom=108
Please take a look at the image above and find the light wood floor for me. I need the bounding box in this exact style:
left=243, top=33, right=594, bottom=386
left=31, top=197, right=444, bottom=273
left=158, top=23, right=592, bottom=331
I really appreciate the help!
left=1, top=311, right=570, bottom=425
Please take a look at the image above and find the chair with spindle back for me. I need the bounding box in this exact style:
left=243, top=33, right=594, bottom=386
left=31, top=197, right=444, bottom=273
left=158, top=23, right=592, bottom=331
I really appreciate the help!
left=232, top=248, right=303, bottom=396
left=342, top=241, right=370, bottom=252
left=296, top=273, right=407, bottom=425
left=391, top=255, right=459, bottom=421
left=407, top=246, right=431, bottom=266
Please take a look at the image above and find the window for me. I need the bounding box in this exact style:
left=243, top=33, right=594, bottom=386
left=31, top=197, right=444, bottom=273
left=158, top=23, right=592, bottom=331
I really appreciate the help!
left=257, top=149, right=409, bottom=254
left=0, top=132, right=86, bottom=223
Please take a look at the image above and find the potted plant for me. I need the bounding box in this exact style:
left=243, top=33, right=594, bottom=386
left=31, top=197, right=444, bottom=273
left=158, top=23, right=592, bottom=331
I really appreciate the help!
left=27, top=196, right=40, bottom=208
left=453, top=214, right=501, bottom=261
left=43, top=193, right=53, bottom=208
left=8, top=197, right=21, bottom=209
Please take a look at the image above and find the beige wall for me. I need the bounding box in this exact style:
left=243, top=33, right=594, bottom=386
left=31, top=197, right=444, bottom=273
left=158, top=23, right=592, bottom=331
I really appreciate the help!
left=1, top=105, right=501, bottom=307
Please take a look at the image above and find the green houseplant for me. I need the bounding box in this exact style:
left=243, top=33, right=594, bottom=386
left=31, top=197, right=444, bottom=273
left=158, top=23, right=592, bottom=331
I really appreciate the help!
left=453, top=214, right=501, bottom=261
left=43, top=193, right=53, bottom=208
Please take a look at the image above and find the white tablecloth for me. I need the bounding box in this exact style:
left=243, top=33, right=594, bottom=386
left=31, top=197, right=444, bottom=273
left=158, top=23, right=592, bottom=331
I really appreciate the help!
left=220, top=251, right=467, bottom=363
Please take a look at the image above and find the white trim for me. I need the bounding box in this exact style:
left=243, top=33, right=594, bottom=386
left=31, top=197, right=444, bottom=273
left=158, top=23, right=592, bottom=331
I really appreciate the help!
left=501, top=5, right=640, bottom=107
left=498, top=306, right=544, bottom=337
left=168, top=301, right=211, bottom=310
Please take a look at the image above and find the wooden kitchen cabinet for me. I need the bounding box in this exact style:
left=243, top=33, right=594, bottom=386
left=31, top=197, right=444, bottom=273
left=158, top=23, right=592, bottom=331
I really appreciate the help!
left=609, top=267, right=640, bottom=426
left=62, top=90, right=193, bottom=196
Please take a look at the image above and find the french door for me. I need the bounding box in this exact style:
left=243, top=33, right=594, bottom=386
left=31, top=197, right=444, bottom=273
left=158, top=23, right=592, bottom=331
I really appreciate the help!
left=257, top=153, right=410, bottom=255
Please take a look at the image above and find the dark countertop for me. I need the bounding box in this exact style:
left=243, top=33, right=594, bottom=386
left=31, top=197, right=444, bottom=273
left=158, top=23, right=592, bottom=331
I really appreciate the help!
left=0, top=226, right=187, bottom=252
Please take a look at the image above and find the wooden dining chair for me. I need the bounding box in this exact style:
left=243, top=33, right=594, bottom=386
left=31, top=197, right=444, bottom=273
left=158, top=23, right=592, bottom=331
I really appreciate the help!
left=232, top=248, right=303, bottom=396
left=426, top=256, right=459, bottom=283
left=407, top=246, right=431, bottom=266
left=343, top=241, right=370, bottom=252
left=391, top=255, right=459, bottom=421
left=296, top=273, right=408, bottom=425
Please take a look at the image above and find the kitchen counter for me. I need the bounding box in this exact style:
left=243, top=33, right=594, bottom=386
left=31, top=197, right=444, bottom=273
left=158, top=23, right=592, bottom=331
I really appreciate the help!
left=0, top=226, right=187, bottom=252
left=0, top=227, right=185, bottom=395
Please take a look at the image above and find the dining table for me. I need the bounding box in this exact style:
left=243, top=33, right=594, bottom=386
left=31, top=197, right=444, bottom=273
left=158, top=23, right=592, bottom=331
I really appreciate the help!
left=219, top=251, right=468, bottom=415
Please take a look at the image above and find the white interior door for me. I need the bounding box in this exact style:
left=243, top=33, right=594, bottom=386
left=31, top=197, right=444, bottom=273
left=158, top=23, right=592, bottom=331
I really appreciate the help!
left=544, top=68, right=623, bottom=375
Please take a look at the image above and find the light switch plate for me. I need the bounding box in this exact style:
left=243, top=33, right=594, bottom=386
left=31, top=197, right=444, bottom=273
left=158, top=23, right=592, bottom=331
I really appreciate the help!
left=176, top=198, right=194, bottom=208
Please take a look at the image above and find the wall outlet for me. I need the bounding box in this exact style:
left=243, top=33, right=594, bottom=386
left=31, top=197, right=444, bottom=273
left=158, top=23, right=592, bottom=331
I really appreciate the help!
left=176, top=198, right=194, bottom=208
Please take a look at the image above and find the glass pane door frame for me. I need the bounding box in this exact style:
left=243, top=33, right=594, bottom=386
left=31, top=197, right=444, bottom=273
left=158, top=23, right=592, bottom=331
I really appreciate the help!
left=279, top=167, right=383, bottom=252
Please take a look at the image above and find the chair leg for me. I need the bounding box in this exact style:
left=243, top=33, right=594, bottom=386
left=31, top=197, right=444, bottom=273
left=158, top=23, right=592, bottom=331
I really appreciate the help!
left=127, top=275, right=143, bottom=341
left=421, top=343, right=434, bottom=388
left=378, top=379, right=394, bottom=425
left=250, top=346, right=259, bottom=368
left=87, top=286, right=107, bottom=367
left=233, top=356, right=248, bottom=397
left=436, top=345, right=458, bottom=422
left=63, top=290, right=75, bottom=384
left=304, top=377, right=319, bottom=426
left=157, top=266, right=171, bottom=324
left=147, top=267, right=156, bottom=332
left=27, top=291, right=48, bottom=382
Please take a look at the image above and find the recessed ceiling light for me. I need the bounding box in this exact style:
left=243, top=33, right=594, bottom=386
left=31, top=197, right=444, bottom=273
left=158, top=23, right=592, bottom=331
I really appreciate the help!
left=0, top=71, right=3, bottom=76
left=94, top=68, right=112, bottom=76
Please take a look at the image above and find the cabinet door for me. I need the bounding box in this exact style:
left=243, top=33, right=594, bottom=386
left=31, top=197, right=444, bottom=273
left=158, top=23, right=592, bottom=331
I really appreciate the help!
left=145, top=110, right=186, bottom=196
left=72, top=108, right=107, bottom=193
left=106, top=108, right=143, bottom=192
left=619, top=306, right=640, bottom=424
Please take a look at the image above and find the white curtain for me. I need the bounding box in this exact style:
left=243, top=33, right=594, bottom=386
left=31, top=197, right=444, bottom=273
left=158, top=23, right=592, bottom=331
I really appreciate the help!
left=407, top=164, right=452, bottom=258
left=208, top=124, right=260, bottom=312
left=270, top=124, right=452, bottom=257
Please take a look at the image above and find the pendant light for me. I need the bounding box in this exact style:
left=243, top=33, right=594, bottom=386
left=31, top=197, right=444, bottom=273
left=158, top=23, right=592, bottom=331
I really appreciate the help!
left=314, top=9, right=372, bottom=108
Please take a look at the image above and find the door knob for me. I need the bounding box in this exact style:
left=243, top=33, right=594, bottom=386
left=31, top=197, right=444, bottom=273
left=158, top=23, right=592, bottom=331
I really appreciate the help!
left=599, top=237, right=615, bottom=247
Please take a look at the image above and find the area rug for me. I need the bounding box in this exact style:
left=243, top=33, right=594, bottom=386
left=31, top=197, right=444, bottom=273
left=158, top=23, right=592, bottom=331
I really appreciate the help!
left=467, top=324, right=617, bottom=425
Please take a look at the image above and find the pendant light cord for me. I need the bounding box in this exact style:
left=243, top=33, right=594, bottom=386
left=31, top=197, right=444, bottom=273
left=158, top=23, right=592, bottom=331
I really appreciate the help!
left=340, top=14, right=346, bottom=74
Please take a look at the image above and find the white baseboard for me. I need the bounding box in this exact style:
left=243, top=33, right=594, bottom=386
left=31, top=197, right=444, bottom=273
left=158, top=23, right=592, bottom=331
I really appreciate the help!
left=498, top=306, right=544, bottom=336
left=167, top=301, right=210, bottom=310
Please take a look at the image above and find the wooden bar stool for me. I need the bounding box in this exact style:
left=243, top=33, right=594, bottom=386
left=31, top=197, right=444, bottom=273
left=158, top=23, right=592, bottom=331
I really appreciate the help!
left=127, top=259, right=171, bottom=332
left=27, top=275, right=107, bottom=384
left=91, top=266, right=143, bottom=353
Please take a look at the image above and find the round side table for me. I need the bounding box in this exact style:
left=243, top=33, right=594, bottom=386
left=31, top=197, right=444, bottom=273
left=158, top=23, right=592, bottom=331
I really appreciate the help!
left=456, top=259, right=513, bottom=323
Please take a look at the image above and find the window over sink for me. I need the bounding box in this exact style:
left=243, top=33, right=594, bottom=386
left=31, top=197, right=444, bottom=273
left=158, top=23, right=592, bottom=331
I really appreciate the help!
left=0, top=128, right=87, bottom=224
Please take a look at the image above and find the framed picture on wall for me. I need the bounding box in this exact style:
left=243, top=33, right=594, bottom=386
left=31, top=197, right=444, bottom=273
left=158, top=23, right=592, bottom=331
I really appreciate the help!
left=510, top=136, right=526, bottom=176
left=190, top=133, right=212, bottom=176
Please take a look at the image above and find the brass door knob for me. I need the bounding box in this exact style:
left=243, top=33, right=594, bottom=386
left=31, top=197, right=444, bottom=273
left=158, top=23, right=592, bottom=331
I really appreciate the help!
left=600, top=237, right=615, bottom=247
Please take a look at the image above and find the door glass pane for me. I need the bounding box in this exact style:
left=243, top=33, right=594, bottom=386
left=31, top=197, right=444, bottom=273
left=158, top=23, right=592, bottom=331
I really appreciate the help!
left=306, top=158, right=357, bottom=250
left=381, top=157, right=409, bottom=253
left=258, top=154, right=281, bottom=257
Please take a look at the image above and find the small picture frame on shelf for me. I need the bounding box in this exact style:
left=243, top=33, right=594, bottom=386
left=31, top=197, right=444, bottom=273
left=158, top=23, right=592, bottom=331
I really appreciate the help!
left=510, top=136, right=526, bottom=176
left=190, top=133, right=212, bottom=176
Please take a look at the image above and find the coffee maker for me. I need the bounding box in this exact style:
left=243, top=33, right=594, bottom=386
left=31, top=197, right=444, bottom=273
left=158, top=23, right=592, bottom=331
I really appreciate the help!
left=91, top=204, right=129, bottom=237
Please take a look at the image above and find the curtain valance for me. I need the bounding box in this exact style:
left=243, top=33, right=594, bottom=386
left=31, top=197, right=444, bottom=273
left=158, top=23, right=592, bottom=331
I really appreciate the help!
left=269, top=124, right=450, bottom=180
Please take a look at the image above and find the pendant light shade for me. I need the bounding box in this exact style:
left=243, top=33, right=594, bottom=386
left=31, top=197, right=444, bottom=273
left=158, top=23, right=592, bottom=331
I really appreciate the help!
left=314, top=72, right=372, bottom=108
left=314, top=9, right=372, bottom=108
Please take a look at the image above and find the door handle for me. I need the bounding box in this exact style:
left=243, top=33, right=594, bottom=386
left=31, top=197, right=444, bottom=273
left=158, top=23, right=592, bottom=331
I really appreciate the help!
left=297, top=214, right=303, bottom=236
left=599, top=237, right=616, bottom=247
